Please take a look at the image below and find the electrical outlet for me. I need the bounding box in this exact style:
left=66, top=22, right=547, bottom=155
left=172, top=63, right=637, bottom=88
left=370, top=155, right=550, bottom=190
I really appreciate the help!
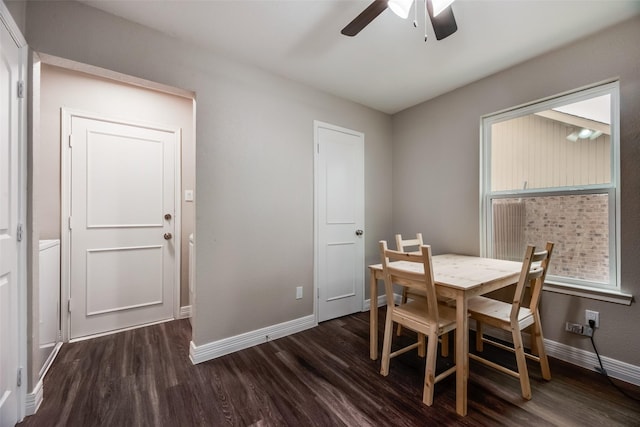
left=565, top=321, right=593, bottom=337
left=296, top=286, right=303, bottom=300
left=585, top=310, right=599, bottom=328
left=565, top=322, right=583, bottom=334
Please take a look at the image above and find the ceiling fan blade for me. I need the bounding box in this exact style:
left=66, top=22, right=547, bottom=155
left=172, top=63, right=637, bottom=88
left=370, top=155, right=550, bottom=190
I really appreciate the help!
left=341, top=0, right=388, bottom=37
left=427, top=0, right=458, bottom=40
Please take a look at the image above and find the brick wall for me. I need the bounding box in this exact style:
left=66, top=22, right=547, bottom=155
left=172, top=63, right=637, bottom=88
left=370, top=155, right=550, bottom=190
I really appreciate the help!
left=494, top=195, right=609, bottom=283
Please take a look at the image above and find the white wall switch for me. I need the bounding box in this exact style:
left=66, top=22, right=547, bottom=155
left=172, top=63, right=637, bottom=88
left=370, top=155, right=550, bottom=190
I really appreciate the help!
left=296, top=286, right=303, bottom=300
left=185, top=190, right=194, bottom=202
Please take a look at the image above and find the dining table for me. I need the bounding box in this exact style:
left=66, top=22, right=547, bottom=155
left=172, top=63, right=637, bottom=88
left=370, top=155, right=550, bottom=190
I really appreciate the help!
left=368, top=254, right=523, bottom=416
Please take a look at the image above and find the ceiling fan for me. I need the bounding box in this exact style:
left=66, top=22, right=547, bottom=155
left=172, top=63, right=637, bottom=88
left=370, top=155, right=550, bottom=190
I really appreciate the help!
left=341, top=0, right=458, bottom=41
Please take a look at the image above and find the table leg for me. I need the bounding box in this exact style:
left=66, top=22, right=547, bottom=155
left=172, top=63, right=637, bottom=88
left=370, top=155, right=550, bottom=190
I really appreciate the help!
left=369, top=269, right=378, bottom=360
left=455, top=291, right=468, bottom=416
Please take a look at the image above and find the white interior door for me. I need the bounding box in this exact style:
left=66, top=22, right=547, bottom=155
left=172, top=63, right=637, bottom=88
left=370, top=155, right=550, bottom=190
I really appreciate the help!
left=0, top=14, right=22, bottom=427
left=67, top=114, right=177, bottom=339
left=315, top=121, right=365, bottom=323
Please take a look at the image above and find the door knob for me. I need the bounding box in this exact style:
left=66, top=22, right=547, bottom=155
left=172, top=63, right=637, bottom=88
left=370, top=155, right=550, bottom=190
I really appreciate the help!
left=355, top=229, right=364, bottom=236
left=164, top=213, right=172, bottom=220
left=164, top=233, right=172, bottom=240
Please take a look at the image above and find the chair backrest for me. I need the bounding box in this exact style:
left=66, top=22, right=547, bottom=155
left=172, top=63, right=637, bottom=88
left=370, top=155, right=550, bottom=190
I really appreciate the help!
left=379, top=240, right=440, bottom=324
left=395, top=233, right=423, bottom=253
left=510, top=242, right=554, bottom=322
left=527, top=241, right=554, bottom=313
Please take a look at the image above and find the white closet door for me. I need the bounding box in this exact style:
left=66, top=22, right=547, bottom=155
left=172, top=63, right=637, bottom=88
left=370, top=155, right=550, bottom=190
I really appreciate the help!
left=315, top=121, right=365, bottom=322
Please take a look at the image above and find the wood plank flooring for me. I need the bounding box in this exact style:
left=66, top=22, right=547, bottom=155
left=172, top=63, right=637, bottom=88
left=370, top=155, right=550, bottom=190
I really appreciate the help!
left=19, top=309, right=640, bottom=426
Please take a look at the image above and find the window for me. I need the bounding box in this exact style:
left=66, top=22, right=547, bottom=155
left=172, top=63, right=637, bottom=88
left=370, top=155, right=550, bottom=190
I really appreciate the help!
left=481, top=82, right=622, bottom=296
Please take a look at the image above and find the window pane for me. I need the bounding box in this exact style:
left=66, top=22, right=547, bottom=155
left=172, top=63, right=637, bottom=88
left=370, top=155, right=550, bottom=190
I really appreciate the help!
left=492, top=195, right=609, bottom=283
left=491, top=95, right=611, bottom=192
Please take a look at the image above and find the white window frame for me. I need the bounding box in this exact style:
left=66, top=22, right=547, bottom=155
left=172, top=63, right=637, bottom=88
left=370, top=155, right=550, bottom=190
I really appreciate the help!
left=480, top=81, right=632, bottom=305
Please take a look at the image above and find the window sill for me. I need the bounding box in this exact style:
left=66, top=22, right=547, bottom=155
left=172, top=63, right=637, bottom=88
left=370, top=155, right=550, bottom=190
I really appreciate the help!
left=543, top=281, right=633, bottom=305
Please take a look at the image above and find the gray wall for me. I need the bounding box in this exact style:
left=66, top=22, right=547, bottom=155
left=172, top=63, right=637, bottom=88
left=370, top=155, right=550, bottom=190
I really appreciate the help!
left=20, top=1, right=393, bottom=346
left=392, top=16, right=640, bottom=365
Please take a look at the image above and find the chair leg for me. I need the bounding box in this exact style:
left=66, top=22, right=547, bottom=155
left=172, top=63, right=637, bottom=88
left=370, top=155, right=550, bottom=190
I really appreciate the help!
left=380, top=307, right=395, bottom=376
left=396, top=288, right=408, bottom=336
left=529, top=324, right=539, bottom=356
left=418, top=333, right=426, bottom=358
left=422, top=331, right=439, bottom=406
left=533, top=312, right=551, bottom=380
left=475, top=321, right=484, bottom=352
left=512, top=328, right=532, bottom=400
left=440, top=332, right=449, bottom=357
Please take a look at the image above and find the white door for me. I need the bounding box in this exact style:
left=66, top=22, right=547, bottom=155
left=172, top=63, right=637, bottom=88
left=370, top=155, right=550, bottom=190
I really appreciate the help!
left=0, top=14, right=22, bottom=427
left=68, top=114, right=177, bottom=339
left=314, top=121, right=365, bottom=322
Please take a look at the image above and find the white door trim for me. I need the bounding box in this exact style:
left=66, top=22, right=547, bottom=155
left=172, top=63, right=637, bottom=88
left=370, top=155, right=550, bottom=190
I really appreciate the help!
left=313, top=120, right=365, bottom=323
left=61, top=108, right=182, bottom=341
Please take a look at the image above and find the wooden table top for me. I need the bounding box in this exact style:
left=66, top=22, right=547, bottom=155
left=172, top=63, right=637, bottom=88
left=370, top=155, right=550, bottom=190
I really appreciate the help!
left=369, top=254, right=522, bottom=291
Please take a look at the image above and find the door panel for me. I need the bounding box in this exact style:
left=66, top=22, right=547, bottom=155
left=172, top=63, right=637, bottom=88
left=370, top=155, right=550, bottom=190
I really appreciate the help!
left=0, top=14, right=21, bottom=427
left=315, top=122, right=364, bottom=322
left=69, top=116, right=176, bottom=339
left=86, top=132, right=164, bottom=227
left=85, top=246, right=163, bottom=315
left=326, top=243, right=356, bottom=300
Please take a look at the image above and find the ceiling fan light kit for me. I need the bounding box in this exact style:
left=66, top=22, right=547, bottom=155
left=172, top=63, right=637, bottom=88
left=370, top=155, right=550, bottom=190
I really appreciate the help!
left=431, top=0, right=456, bottom=17
left=341, top=0, right=458, bottom=41
left=388, top=0, right=414, bottom=19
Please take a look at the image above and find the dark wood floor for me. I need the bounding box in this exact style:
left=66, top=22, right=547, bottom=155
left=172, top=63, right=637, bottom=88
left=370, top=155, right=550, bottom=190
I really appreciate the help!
left=19, top=308, right=640, bottom=426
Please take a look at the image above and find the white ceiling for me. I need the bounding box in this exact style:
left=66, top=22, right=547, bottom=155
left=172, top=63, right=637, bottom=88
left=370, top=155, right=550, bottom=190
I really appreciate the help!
left=79, top=0, right=640, bottom=114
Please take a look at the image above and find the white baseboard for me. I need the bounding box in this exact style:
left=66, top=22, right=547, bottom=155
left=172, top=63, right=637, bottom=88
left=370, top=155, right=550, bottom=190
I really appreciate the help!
left=179, top=305, right=192, bottom=318
left=545, top=338, right=640, bottom=386
left=363, top=293, right=401, bottom=311
left=476, top=324, right=640, bottom=386
left=25, top=379, right=43, bottom=416
left=189, top=314, right=316, bottom=364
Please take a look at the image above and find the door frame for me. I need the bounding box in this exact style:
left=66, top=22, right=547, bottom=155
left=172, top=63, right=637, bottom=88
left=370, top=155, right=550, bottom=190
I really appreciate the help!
left=313, top=120, right=365, bottom=323
left=61, top=108, right=182, bottom=341
left=0, top=2, right=28, bottom=421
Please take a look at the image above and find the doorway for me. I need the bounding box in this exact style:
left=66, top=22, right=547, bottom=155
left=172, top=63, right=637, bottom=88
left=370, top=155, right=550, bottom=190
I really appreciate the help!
left=37, top=57, right=196, bottom=342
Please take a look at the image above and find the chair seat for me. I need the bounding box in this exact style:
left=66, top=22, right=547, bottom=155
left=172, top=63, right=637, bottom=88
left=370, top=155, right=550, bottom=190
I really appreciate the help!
left=395, top=300, right=457, bottom=333
left=468, top=296, right=533, bottom=325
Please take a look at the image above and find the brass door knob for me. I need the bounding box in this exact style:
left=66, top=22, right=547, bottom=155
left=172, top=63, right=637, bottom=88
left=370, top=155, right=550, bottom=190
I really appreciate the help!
left=164, top=214, right=172, bottom=220
left=164, top=233, right=172, bottom=240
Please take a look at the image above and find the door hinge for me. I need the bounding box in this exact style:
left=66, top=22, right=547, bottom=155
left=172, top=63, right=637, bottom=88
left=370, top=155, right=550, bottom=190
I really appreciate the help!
left=67, top=298, right=71, bottom=313
left=68, top=216, right=72, bottom=230
left=68, top=134, right=73, bottom=148
left=16, top=223, right=23, bottom=242
left=17, top=81, right=24, bottom=99
left=317, top=288, right=320, bottom=299
left=17, top=368, right=22, bottom=387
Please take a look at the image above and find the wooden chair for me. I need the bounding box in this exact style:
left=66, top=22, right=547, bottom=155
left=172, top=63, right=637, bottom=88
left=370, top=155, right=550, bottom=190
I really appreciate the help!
left=468, top=242, right=554, bottom=400
left=395, top=233, right=452, bottom=357
left=378, top=240, right=457, bottom=406
left=395, top=233, right=424, bottom=336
